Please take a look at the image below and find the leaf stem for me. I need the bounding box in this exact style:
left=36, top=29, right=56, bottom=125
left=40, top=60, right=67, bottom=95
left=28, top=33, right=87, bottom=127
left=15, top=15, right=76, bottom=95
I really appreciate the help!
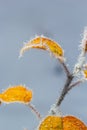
left=26, top=103, right=42, bottom=120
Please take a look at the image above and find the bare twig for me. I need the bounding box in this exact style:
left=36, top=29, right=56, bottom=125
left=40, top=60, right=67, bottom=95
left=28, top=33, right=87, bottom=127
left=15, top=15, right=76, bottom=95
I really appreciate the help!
left=26, top=103, right=42, bottom=120
left=49, top=73, right=74, bottom=115
left=55, top=60, right=73, bottom=106
left=68, top=80, right=83, bottom=92
left=61, top=62, right=71, bottom=77
left=56, top=74, right=74, bottom=106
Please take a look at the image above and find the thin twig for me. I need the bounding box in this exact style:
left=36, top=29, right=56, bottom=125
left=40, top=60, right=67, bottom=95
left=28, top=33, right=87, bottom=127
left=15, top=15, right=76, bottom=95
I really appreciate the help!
left=55, top=60, right=74, bottom=106
left=67, top=80, right=83, bottom=92
left=26, top=103, right=42, bottom=120
left=56, top=74, right=74, bottom=106
left=61, top=62, right=71, bottom=77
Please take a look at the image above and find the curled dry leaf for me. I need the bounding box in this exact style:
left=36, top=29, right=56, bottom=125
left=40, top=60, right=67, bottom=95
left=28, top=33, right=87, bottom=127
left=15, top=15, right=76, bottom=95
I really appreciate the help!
left=20, top=36, right=64, bottom=61
left=0, top=85, right=32, bottom=104
left=38, top=115, right=87, bottom=130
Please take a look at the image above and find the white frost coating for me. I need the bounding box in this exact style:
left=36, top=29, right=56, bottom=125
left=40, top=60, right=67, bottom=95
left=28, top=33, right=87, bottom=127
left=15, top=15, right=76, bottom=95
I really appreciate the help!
left=81, top=27, right=87, bottom=50
left=73, top=52, right=86, bottom=75
left=19, top=44, right=44, bottom=57
left=73, top=27, right=87, bottom=76
left=48, top=104, right=62, bottom=116
left=19, top=36, right=47, bottom=57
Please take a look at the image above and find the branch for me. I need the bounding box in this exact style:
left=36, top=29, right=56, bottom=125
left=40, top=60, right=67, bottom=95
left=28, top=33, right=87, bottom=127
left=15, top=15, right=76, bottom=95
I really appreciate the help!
left=61, top=62, right=71, bottom=77
left=67, top=80, right=83, bottom=92
left=49, top=27, right=87, bottom=115
left=56, top=74, right=74, bottom=106
left=26, top=103, right=42, bottom=120
left=55, top=60, right=73, bottom=106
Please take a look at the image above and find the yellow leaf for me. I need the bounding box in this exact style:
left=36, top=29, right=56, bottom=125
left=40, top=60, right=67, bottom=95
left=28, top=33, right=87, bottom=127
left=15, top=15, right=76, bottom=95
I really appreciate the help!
left=63, top=116, right=87, bottom=130
left=83, top=70, right=87, bottom=78
left=38, top=115, right=87, bottom=130
left=0, top=85, right=32, bottom=104
left=84, top=42, right=87, bottom=52
left=20, top=36, right=64, bottom=61
left=39, top=115, right=63, bottom=130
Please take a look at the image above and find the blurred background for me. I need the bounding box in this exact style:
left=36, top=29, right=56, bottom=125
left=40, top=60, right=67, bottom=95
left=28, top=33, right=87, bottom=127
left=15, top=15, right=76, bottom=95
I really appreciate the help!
left=0, top=0, right=87, bottom=129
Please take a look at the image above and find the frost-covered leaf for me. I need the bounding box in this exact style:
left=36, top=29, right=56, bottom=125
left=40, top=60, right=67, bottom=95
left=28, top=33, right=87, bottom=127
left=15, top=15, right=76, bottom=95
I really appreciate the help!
left=38, top=115, right=87, bottom=130
left=83, top=70, right=87, bottom=78
left=20, top=36, right=64, bottom=61
left=0, top=85, right=32, bottom=104
left=38, top=115, right=63, bottom=130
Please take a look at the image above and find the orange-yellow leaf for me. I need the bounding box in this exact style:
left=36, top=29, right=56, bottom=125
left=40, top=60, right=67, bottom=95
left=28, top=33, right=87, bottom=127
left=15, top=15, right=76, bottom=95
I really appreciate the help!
left=0, top=85, right=32, bottom=104
left=38, top=115, right=87, bottom=130
left=20, top=36, right=64, bottom=60
left=83, top=70, right=87, bottom=78
left=84, top=42, right=87, bottom=52
left=39, top=115, right=63, bottom=130
left=63, top=116, right=87, bottom=130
